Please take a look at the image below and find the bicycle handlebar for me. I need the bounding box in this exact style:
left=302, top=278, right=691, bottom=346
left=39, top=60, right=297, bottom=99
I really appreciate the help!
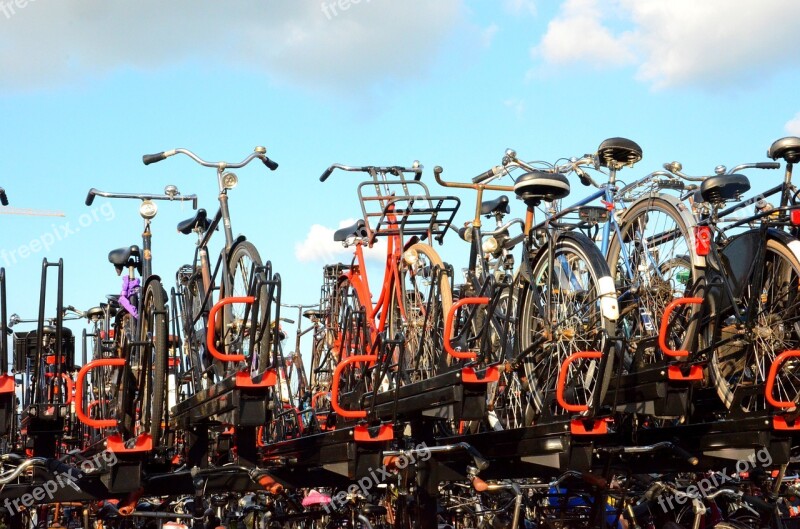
left=319, top=162, right=423, bottom=182
left=598, top=441, right=698, bottom=466
left=142, top=147, right=278, bottom=172
left=472, top=165, right=505, bottom=184
left=0, top=188, right=7, bottom=206
left=433, top=166, right=514, bottom=192
left=86, top=188, right=198, bottom=209
left=663, top=160, right=781, bottom=182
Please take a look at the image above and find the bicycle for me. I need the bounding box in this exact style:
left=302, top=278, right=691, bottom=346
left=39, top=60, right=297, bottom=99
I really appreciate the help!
left=432, top=166, right=528, bottom=431
left=141, top=146, right=280, bottom=391
left=80, top=185, right=197, bottom=451
left=657, top=136, right=800, bottom=416
left=317, top=162, right=459, bottom=420
left=434, top=139, right=639, bottom=427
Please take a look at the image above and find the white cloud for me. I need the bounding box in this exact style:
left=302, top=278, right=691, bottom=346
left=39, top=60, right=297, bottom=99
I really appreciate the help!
left=295, top=219, right=386, bottom=264
left=504, top=98, right=526, bottom=119
left=534, top=0, right=800, bottom=89
left=534, top=0, right=635, bottom=68
left=481, top=24, right=499, bottom=47
left=505, top=0, right=537, bottom=16
left=0, top=0, right=463, bottom=92
left=787, top=113, right=800, bottom=136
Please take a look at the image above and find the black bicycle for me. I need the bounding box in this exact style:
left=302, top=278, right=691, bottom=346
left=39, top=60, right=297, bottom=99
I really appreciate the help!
left=83, top=186, right=197, bottom=450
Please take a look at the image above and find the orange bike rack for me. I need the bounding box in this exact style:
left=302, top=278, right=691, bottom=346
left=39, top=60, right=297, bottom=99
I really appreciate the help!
left=44, top=372, right=74, bottom=405
left=0, top=373, right=14, bottom=393
left=766, top=350, right=800, bottom=409
left=659, top=297, right=703, bottom=358
left=206, top=296, right=254, bottom=362
left=330, top=354, right=377, bottom=419
left=75, top=358, right=125, bottom=428
left=444, top=297, right=491, bottom=361
left=461, top=366, right=500, bottom=384
left=556, top=351, right=602, bottom=413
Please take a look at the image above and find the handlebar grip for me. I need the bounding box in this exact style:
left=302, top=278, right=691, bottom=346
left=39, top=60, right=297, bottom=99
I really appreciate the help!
left=320, top=167, right=334, bottom=182
left=0, top=188, right=7, bottom=206
left=142, top=152, right=167, bottom=165
left=46, top=458, right=84, bottom=481
left=85, top=189, right=96, bottom=206
left=472, top=166, right=499, bottom=184
left=756, top=162, right=781, bottom=169
left=262, top=157, right=279, bottom=171
left=671, top=444, right=699, bottom=466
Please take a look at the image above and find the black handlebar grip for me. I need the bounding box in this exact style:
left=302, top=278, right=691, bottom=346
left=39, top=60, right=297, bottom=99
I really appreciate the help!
left=0, top=188, right=7, bottom=206
left=756, top=162, right=781, bottom=169
left=142, top=152, right=167, bottom=165
left=262, top=157, right=279, bottom=171
left=85, top=189, right=96, bottom=206
left=320, top=167, right=334, bottom=182
left=671, top=444, right=699, bottom=466
left=46, top=458, right=84, bottom=481
left=472, top=167, right=497, bottom=184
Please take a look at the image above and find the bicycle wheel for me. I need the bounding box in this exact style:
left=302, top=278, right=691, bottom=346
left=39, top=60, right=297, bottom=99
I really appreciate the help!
left=224, top=242, right=268, bottom=371
left=490, top=366, right=532, bottom=430
left=607, top=196, right=699, bottom=369
left=518, top=232, right=616, bottom=421
left=329, top=275, right=368, bottom=360
left=708, top=237, right=800, bottom=413
left=390, top=243, right=452, bottom=384
left=138, top=279, right=168, bottom=447
left=181, top=272, right=213, bottom=389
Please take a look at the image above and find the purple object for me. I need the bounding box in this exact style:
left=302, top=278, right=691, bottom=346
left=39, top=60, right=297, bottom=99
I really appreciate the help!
left=119, top=275, right=140, bottom=319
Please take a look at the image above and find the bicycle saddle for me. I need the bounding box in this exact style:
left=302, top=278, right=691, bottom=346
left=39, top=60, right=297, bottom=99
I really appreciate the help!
left=768, top=136, right=800, bottom=164
left=360, top=504, right=387, bottom=517
left=333, top=219, right=367, bottom=242
left=597, top=137, right=643, bottom=169
left=303, top=309, right=323, bottom=320
left=513, top=171, right=570, bottom=206
left=699, top=173, right=750, bottom=203
left=85, top=307, right=104, bottom=322
left=108, top=245, right=141, bottom=275
left=177, top=208, right=210, bottom=235
left=480, top=195, right=510, bottom=216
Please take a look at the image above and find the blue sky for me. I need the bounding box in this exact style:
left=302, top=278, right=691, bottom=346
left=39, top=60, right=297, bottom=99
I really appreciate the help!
left=1, top=0, right=799, bottom=360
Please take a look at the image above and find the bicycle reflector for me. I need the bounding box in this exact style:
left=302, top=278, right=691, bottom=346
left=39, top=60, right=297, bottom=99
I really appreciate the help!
left=693, top=226, right=711, bottom=256
left=791, top=209, right=800, bottom=226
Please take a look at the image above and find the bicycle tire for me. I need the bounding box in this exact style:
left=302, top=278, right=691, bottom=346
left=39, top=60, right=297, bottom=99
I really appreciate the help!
left=707, top=236, right=800, bottom=413
left=139, top=279, right=168, bottom=447
left=607, top=195, right=700, bottom=369
left=390, top=243, right=452, bottom=383
left=518, top=231, right=616, bottom=421
left=224, top=241, right=268, bottom=374
left=181, top=273, right=212, bottom=389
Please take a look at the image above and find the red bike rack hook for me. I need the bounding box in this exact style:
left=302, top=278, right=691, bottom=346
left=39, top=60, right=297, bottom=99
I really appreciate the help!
left=75, top=358, right=125, bottom=428
left=444, top=297, right=491, bottom=361
left=766, top=350, right=800, bottom=409
left=556, top=351, right=602, bottom=413
left=330, top=354, right=377, bottom=419
left=659, top=297, right=703, bottom=358
left=207, top=296, right=254, bottom=362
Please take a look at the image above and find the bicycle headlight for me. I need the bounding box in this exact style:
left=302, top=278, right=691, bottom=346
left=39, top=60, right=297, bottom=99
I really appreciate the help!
left=139, top=199, right=158, bottom=219
left=482, top=236, right=499, bottom=254
left=403, top=248, right=419, bottom=265
left=222, top=172, right=239, bottom=190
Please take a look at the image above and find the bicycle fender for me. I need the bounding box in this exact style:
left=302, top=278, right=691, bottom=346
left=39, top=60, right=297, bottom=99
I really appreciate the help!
left=555, top=231, right=619, bottom=321
left=623, top=193, right=704, bottom=269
